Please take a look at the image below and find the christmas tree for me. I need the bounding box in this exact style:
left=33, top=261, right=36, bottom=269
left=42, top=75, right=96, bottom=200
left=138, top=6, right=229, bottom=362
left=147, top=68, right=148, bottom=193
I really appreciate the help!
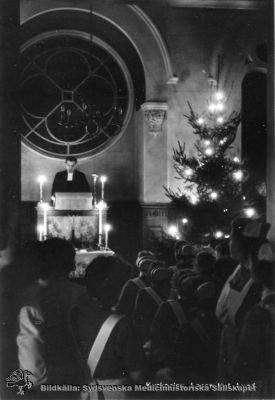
left=165, top=94, right=266, bottom=244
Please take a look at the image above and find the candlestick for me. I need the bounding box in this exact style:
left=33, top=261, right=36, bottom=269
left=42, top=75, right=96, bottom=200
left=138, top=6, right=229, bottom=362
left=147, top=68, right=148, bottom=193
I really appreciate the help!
left=38, top=175, right=46, bottom=203
left=38, top=225, right=44, bottom=241
left=97, top=201, right=106, bottom=248
left=92, top=174, right=99, bottom=206
left=42, top=202, right=49, bottom=239
left=100, top=176, right=107, bottom=201
left=104, top=224, right=111, bottom=250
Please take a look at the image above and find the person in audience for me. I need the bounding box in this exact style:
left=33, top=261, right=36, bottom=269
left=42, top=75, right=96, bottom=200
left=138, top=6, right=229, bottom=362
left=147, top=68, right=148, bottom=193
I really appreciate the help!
left=232, top=248, right=275, bottom=397
left=150, top=270, right=219, bottom=386
left=71, top=255, right=145, bottom=398
left=115, top=250, right=155, bottom=318
left=194, top=251, right=215, bottom=279
left=133, top=261, right=172, bottom=345
left=16, top=238, right=87, bottom=393
left=214, top=241, right=237, bottom=290
left=216, top=218, right=270, bottom=383
left=172, top=242, right=195, bottom=272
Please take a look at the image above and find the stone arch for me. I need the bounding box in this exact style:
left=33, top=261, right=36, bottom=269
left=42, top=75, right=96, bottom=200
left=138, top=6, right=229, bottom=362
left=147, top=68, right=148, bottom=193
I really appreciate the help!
left=20, top=1, right=172, bottom=100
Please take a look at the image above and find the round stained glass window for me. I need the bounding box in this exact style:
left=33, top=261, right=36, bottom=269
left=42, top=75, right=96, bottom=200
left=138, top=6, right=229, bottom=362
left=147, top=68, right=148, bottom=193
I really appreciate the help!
left=20, top=33, right=133, bottom=159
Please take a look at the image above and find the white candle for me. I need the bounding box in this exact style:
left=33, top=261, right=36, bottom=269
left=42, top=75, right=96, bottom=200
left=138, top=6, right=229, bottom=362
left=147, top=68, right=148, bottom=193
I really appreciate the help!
left=104, top=224, right=111, bottom=249
left=38, top=175, right=46, bottom=202
left=97, top=201, right=106, bottom=247
left=100, top=176, right=107, bottom=201
left=38, top=225, right=44, bottom=241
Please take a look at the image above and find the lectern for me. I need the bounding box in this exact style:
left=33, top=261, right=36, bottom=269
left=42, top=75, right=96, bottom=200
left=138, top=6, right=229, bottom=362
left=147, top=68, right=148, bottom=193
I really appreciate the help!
left=55, top=192, right=93, bottom=210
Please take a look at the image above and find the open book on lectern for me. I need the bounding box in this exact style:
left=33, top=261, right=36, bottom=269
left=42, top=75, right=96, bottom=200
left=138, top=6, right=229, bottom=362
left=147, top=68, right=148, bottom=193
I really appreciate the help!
left=55, top=192, right=93, bottom=210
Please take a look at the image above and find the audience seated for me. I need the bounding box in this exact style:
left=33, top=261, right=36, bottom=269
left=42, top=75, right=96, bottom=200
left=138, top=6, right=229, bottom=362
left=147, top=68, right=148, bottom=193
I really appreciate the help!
left=115, top=250, right=155, bottom=317
left=16, top=238, right=87, bottom=394
left=71, top=255, right=145, bottom=399
left=150, top=270, right=219, bottom=385
left=133, top=261, right=172, bottom=345
left=9, top=220, right=275, bottom=399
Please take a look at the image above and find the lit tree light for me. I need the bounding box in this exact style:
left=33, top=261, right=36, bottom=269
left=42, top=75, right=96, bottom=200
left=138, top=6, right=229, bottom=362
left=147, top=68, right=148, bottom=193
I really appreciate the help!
left=182, top=218, right=189, bottom=225
left=204, top=140, right=211, bottom=146
left=184, top=168, right=193, bottom=177
left=190, top=195, right=199, bottom=204
left=223, top=208, right=228, bottom=212
left=233, top=170, right=243, bottom=181
left=233, top=156, right=240, bottom=163
left=210, top=191, right=218, bottom=200
left=205, top=147, right=214, bottom=156
left=216, top=102, right=224, bottom=112
left=242, top=196, right=246, bottom=200
left=224, top=234, right=230, bottom=239
left=214, top=231, right=223, bottom=239
left=208, top=103, right=216, bottom=113
left=215, top=91, right=224, bottom=101
left=217, top=116, right=224, bottom=124
left=168, top=225, right=179, bottom=237
left=197, top=118, right=204, bottom=125
left=244, top=208, right=256, bottom=218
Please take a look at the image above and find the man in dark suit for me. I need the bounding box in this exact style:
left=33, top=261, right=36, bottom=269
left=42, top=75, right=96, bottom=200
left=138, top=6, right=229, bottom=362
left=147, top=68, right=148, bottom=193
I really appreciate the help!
left=51, top=156, right=90, bottom=196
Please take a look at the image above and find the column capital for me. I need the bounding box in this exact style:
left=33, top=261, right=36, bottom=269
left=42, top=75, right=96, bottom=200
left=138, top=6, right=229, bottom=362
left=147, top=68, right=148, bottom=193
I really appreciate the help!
left=141, top=102, right=168, bottom=134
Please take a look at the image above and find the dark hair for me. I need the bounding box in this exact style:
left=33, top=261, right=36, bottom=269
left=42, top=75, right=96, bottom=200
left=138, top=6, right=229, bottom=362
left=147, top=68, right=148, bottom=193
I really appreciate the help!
left=174, top=241, right=194, bottom=261
left=195, top=251, right=215, bottom=274
left=20, top=241, right=52, bottom=285
left=43, top=238, right=76, bottom=276
left=65, top=156, right=77, bottom=164
left=85, top=255, right=132, bottom=307
left=251, top=259, right=275, bottom=290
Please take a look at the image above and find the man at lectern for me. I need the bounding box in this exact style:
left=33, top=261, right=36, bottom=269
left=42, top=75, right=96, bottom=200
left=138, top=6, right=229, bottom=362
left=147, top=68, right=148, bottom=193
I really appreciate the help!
left=51, top=156, right=90, bottom=196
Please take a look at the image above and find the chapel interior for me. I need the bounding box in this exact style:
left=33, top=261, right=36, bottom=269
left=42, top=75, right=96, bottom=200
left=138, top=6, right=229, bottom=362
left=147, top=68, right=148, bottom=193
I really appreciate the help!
left=0, top=0, right=274, bottom=395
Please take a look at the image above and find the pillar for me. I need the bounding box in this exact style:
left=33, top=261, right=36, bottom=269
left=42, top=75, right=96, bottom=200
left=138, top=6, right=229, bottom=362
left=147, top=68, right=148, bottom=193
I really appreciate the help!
left=139, top=102, right=170, bottom=246
left=0, top=0, right=20, bottom=263
left=267, top=0, right=275, bottom=244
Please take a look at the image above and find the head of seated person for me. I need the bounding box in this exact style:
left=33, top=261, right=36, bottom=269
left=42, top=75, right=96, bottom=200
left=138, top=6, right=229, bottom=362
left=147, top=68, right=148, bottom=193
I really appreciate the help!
left=43, top=238, right=76, bottom=278
left=174, top=241, right=194, bottom=266
left=85, top=255, right=132, bottom=309
left=147, top=261, right=172, bottom=295
left=20, top=240, right=55, bottom=286
left=194, top=251, right=215, bottom=278
left=173, top=271, right=201, bottom=312
left=136, top=253, right=156, bottom=282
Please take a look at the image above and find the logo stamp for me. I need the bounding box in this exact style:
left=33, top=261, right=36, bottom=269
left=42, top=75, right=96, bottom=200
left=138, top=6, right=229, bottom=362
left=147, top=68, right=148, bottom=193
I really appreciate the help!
left=6, top=369, right=34, bottom=395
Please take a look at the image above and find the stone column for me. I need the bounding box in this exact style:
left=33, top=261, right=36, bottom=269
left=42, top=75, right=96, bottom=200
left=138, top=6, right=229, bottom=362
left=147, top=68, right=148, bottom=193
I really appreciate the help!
left=139, top=102, right=170, bottom=246
left=0, top=0, right=20, bottom=263
left=267, top=0, right=275, bottom=244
